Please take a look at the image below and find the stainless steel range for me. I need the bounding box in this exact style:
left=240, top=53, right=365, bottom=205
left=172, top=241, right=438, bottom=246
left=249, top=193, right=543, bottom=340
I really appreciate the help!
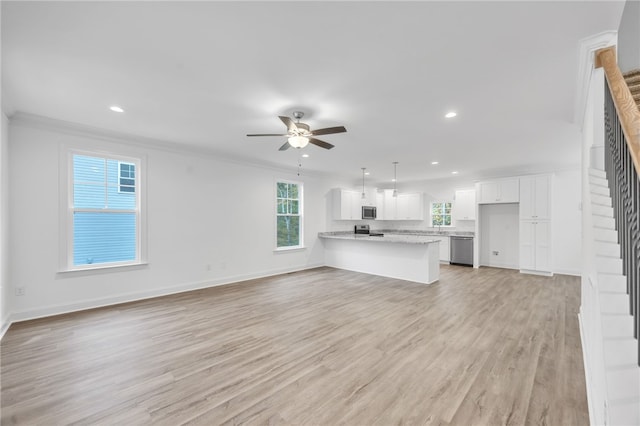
left=354, top=224, right=384, bottom=237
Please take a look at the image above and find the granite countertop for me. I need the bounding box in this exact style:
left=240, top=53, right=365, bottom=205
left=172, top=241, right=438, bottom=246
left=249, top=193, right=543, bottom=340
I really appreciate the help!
left=319, top=229, right=474, bottom=238
left=318, top=232, right=441, bottom=245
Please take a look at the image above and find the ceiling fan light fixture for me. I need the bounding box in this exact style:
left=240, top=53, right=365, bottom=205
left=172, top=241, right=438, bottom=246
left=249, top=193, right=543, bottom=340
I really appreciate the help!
left=288, top=135, right=309, bottom=149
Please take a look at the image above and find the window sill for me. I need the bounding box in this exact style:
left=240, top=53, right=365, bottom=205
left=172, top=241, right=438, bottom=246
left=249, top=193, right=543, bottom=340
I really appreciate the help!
left=57, top=262, right=149, bottom=277
left=274, top=246, right=307, bottom=253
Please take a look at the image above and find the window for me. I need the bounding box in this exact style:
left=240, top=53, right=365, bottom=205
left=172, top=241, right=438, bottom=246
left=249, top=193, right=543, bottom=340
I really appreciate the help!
left=68, top=152, right=142, bottom=268
left=276, top=181, right=303, bottom=249
left=431, top=201, right=452, bottom=226
left=118, top=161, right=135, bottom=193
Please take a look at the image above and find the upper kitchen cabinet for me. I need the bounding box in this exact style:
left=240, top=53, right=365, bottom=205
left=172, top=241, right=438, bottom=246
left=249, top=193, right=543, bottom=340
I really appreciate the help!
left=376, top=191, right=385, bottom=220
left=382, top=190, right=423, bottom=220
left=453, top=189, right=476, bottom=221
left=361, top=187, right=377, bottom=207
left=477, top=178, right=519, bottom=204
left=397, top=192, right=424, bottom=220
left=332, top=189, right=362, bottom=220
left=519, top=175, right=551, bottom=220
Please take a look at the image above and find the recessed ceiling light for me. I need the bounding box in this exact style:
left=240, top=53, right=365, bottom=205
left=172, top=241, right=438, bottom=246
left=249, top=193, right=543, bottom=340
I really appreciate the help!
left=431, top=161, right=439, bottom=165
left=445, top=111, right=457, bottom=118
left=364, top=172, right=370, bottom=175
left=392, top=178, right=397, bottom=182
left=110, top=106, right=124, bottom=113
left=452, top=171, right=459, bottom=174
left=302, top=154, right=309, bottom=158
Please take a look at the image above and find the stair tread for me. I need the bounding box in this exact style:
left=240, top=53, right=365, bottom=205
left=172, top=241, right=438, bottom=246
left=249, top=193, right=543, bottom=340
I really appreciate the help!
left=624, top=69, right=640, bottom=81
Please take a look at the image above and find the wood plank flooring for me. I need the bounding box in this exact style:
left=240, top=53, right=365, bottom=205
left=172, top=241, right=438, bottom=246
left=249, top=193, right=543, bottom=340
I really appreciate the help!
left=1, top=266, right=589, bottom=425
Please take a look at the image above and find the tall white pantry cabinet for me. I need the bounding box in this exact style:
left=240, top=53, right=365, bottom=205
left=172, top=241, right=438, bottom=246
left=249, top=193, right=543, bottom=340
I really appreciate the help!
left=519, top=174, right=552, bottom=275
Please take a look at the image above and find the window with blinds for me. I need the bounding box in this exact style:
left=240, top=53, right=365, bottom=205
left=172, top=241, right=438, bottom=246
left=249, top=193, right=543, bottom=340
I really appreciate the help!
left=71, top=153, right=140, bottom=267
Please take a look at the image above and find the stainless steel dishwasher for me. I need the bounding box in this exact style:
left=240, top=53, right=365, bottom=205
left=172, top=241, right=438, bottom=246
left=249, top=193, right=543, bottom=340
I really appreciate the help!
left=450, top=236, right=473, bottom=266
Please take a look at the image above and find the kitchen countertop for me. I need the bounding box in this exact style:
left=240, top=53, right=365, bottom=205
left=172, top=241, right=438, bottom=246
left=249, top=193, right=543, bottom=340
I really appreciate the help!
left=318, top=231, right=465, bottom=245
left=319, top=229, right=474, bottom=239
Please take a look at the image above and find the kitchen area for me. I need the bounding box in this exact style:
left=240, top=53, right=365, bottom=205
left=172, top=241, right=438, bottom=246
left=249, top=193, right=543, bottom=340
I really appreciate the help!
left=319, top=172, right=566, bottom=284
left=319, top=186, right=477, bottom=284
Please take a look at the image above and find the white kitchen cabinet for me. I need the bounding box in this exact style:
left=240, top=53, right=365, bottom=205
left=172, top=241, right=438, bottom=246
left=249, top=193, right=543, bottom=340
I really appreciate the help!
left=519, top=221, right=551, bottom=274
left=383, top=189, right=397, bottom=220
left=453, top=189, right=476, bottom=221
left=332, top=189, right=362, bottom=220
left=519, top=175, right=551, bottom=220
left=361, top=187, right=377, bottom=207
left=478, top=179, right=519, bottom=204
left=376, top=191, right=384, bottom=220
left=384, top=191, right=423, bottom=220
left=397, top=193, right=423, bottom=220
left=431, top=236, right=450, bottom=262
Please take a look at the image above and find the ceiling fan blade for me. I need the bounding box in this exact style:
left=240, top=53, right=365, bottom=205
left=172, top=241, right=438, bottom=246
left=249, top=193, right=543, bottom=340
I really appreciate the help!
left=279, top=141, right=291, bottom=151
left=279, top=116, right=298, bottom=132
left=309, top=138, right=335, bottom=150
left=246, top=133, right=288, bottom=137
left=310, top=126, right=347, bottom=136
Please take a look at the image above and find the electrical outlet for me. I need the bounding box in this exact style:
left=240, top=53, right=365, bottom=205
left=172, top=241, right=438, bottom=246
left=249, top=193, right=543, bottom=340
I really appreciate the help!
left=492, top=251, right=499, bottom=256
left=14, top=287, right=25, bottom=296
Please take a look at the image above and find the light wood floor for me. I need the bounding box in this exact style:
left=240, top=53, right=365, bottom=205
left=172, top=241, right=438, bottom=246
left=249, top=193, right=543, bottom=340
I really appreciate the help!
left=1, top=266, right=588, bottom=425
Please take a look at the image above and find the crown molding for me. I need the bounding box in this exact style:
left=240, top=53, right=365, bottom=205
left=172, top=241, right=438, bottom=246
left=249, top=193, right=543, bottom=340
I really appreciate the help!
left=574, top=31, right=617, bottom=128
left=8, top=112, right=332, bottom=180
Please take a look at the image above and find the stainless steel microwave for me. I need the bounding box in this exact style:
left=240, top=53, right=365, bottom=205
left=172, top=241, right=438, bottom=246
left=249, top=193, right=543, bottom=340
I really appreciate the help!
left=362, top=206, right=377, bottom=220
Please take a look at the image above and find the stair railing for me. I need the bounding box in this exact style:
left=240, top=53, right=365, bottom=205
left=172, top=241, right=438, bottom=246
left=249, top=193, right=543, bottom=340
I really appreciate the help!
left=596, top=46, right=640, bottom=366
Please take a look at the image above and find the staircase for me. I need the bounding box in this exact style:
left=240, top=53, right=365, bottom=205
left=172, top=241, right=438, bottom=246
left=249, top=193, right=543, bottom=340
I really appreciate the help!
left=624, top=69, right=640, bottom=111
left=589, top=168, right=640, bottom=426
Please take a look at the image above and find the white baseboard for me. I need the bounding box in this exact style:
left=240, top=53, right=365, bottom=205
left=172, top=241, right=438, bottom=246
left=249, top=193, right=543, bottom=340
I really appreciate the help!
left=553, top=268, right=581, bottom=277
left=578, top=311, right=596, bottom=426
left=519, top=269, right=554, bottom=277
left=8, top=263, right=325, bottom=324
left=0, top=313, right=12, bottom=341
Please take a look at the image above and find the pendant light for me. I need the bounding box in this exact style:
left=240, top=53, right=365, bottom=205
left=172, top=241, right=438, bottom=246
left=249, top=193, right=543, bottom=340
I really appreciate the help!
left=392, top=161, right=398, bottom=197
left=361, top=167, right=367, bottom=199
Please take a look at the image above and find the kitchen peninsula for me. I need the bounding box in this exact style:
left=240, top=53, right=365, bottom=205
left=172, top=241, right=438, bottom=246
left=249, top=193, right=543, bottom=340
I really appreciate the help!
left=318, top=231, right=441, bottom=284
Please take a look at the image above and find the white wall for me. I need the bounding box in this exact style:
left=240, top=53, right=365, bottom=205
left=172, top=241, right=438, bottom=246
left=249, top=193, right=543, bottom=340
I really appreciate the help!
left=8, top=117, right=329, bottom=320
left=0, top=0, right=10, bottom=336
left=478, top=203, right=520, bottom=269
left=618, top=0, right=640, bottom=73
left=552, top=170, right=582, bottom=275
left=0, top=113, right=9, bottom=335
left=579, top=66, right=609, bottom=426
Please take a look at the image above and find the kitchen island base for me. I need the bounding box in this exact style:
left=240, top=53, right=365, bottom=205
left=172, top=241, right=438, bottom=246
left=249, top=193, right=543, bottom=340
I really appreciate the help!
left=321, top=237, right=440, bottom=284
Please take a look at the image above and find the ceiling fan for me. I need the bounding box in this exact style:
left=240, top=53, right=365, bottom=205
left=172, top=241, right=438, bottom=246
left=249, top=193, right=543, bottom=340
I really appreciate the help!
left=247, top=111, right=346, bottom=151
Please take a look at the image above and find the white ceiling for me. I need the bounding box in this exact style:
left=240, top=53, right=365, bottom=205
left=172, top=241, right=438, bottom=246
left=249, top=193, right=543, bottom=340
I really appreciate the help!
left=1, top=1, right=626, bottom=185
